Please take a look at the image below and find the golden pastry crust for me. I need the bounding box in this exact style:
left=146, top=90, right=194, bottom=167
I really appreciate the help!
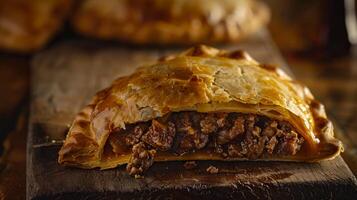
left=58, top=45, right=343, bottom=169
left=0, top=0, right=72, bottom=53
left=71, top=0, right=270, bottom=45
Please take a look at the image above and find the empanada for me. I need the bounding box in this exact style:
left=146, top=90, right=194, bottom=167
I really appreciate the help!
left=0, top=0, right=72, bottom=52
left=59, top=45, right=342, bottom=177
left=72, top=0, right=269, bottom=45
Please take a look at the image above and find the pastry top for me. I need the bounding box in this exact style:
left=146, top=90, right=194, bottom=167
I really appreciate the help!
left=59, top=45, right=342, bottom=168
left=72, top=0, right=270, bottom=44
left=0, top=0, right=72, bottom=52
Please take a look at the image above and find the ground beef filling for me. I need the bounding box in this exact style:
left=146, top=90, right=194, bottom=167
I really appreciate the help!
left=107, top=112, right=304, bottom=176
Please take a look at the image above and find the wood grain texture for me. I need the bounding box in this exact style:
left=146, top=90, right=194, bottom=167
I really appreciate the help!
left=27, top=30, right=357, bottom=199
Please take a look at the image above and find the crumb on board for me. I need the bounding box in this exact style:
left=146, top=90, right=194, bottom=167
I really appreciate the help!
left=206, top=165, right=219, bottom=174
left=184, top=161, right=198, bottom=169
left=134, top=174, right=144, bottom=179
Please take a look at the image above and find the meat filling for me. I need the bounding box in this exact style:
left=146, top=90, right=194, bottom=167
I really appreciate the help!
left=126, top=142, right=156, bottom=178
left=107, top=112, right=305, bottom=176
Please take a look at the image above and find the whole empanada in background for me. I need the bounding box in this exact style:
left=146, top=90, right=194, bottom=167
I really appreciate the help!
left=71, top=0, right=270, bottom=45
left=0, top=0, right=72, bottom=53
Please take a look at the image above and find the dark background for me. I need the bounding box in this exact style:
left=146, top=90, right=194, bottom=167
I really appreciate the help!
left=0, top=0, right=356, bottom=198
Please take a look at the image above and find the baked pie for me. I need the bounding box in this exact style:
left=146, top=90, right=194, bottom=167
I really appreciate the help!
left=58, top=45, right=343, bottom=177
left=71, top=0, right=270, bottom=45
left=0, top=0, right=72, bottom=52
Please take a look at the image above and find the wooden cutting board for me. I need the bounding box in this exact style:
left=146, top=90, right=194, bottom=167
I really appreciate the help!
left=27, top=30, right=357, bottom=199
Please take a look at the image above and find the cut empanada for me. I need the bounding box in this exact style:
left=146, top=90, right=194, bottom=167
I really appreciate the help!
left=71, top=0, right=270, bottom=45
left=58, top=45, right=343, bottom=176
